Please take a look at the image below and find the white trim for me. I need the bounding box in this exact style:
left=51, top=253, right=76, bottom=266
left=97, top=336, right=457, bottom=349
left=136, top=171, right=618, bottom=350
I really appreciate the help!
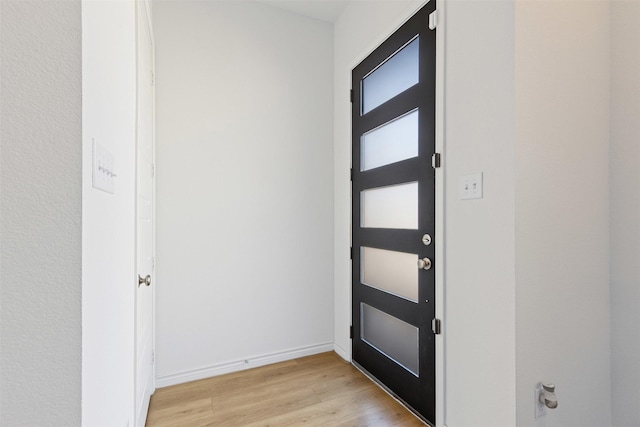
left=334, top=342, right=350, bottom=362
left=155, top=342, right=334, bottom=388
left=134, top=2, right=156, bottom=426
left=147, top=0, right=158, bottom=405
left=434, top=0, right=446, bottom=426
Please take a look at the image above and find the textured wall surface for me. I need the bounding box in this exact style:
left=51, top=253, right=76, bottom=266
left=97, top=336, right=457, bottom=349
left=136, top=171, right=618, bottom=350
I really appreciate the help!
left=0, top=1, right=82, bottom=425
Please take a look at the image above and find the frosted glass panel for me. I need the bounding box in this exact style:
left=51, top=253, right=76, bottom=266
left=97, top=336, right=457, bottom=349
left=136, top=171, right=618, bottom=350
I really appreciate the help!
left=361, top=110, right=419, bottom=171
left=361, top=303, right=419, bottom=376
left=361, top=247, right=418, bottom=302
left=362, top=37, right=419, bottom=114
left=361, top=182, right=418, bottom=229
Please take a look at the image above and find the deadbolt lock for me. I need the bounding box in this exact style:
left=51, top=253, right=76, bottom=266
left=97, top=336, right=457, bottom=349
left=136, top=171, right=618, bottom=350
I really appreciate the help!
left=422, top=234, right=432, bottom=246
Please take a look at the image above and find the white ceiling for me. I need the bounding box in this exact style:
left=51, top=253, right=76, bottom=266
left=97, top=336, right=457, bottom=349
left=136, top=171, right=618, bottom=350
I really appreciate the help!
left=258, top=0, right=350, bottom=23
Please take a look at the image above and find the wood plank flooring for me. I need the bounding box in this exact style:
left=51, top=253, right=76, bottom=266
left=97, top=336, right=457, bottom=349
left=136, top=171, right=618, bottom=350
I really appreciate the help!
left=146, top=351, right=425, bottom=426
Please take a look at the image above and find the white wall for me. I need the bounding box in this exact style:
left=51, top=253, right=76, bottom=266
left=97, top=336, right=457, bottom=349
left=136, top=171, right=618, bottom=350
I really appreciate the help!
left=444, top=1, right=518, bottom=425
left=334, top=1, right=517, bottom=425
left=81, top=1, right=137, bottom=425
left=515, top=1, right=611, bottom=426
left=154, top=1, right=334, bottom=384
left=610, top=1, right=640, bottom=425
left=0, top=1, right=82, bottom=424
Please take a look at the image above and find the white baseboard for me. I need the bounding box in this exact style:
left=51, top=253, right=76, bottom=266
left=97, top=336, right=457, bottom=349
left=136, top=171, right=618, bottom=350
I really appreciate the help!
left=333, top=342, right=350, bottom=362
left=155, top=342, right=334, bottom=388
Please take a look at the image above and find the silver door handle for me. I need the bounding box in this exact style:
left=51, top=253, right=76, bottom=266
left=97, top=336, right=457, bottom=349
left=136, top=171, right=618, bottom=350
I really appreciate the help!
left=138, top=274, right=151, bottom=287
left=418, top=258, right=432, bottom=270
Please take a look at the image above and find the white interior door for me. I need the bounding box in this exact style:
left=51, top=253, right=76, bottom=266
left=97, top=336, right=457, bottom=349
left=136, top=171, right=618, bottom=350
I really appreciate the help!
left=135, top=0, right=155, bottom=425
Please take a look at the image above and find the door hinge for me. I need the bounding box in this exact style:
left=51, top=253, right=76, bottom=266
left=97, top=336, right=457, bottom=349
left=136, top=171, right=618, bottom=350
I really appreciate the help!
left=350, top=325, right=354, bottom=339
left=432, top=318, right=442, bottom=335
left=350, top=247, right=353, bottom=260
left=350, top=168, right=353, bottom=181
left=431, top=153, right=441, bottom=169
left=152, top=256, right=155, bottom=271
left=151, top=70, right=155, bottom=86
left=151, top=163, right=155, bottom=178
left=429, top=11, right=438, bottom=30
left=151, top=350, right=155, bottom=364
left=350, top=89, right=354, bottom=103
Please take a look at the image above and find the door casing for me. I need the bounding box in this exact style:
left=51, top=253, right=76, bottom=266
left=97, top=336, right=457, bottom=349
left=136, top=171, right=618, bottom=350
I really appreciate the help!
left=134, top=0, right=156, bottom=424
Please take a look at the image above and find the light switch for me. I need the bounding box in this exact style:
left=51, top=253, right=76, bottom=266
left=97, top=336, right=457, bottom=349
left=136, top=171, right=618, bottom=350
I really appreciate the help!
left=92, top=139, right=116, bottom=194
left=459, top=172, right=483, bottom=200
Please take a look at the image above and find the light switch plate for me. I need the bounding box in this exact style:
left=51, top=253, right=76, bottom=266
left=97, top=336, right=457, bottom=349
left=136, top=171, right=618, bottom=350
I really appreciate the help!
left=92, top=139, right=116, bottom=194
left=460, top=172, right=483, bottom=200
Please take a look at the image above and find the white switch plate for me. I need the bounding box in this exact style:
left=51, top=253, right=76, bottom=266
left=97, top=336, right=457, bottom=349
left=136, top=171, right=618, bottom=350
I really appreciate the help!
left=92, top=139, right=116, bottom=194
left=460, top=172, right=483, bottom=200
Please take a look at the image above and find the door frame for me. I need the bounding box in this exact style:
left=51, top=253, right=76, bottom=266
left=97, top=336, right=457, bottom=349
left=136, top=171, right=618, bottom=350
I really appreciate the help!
left=346, top=0, right=445, bottom=425
left=134, top=0, right=156, bottom=424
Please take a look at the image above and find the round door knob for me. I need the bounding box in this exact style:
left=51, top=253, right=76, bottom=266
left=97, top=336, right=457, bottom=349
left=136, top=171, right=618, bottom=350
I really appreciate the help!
left=138, top=274, right=151, bottom=287
left=417, top=258, right=432, bottom=270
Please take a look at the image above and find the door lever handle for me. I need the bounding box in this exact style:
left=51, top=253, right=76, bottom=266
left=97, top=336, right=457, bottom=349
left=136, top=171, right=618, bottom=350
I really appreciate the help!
left=138, top=274, right=151, bottom=287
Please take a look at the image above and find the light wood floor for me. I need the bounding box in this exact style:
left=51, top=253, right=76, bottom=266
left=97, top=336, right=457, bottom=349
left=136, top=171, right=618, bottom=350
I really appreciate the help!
left=146, top=351, right=425, bottom=426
